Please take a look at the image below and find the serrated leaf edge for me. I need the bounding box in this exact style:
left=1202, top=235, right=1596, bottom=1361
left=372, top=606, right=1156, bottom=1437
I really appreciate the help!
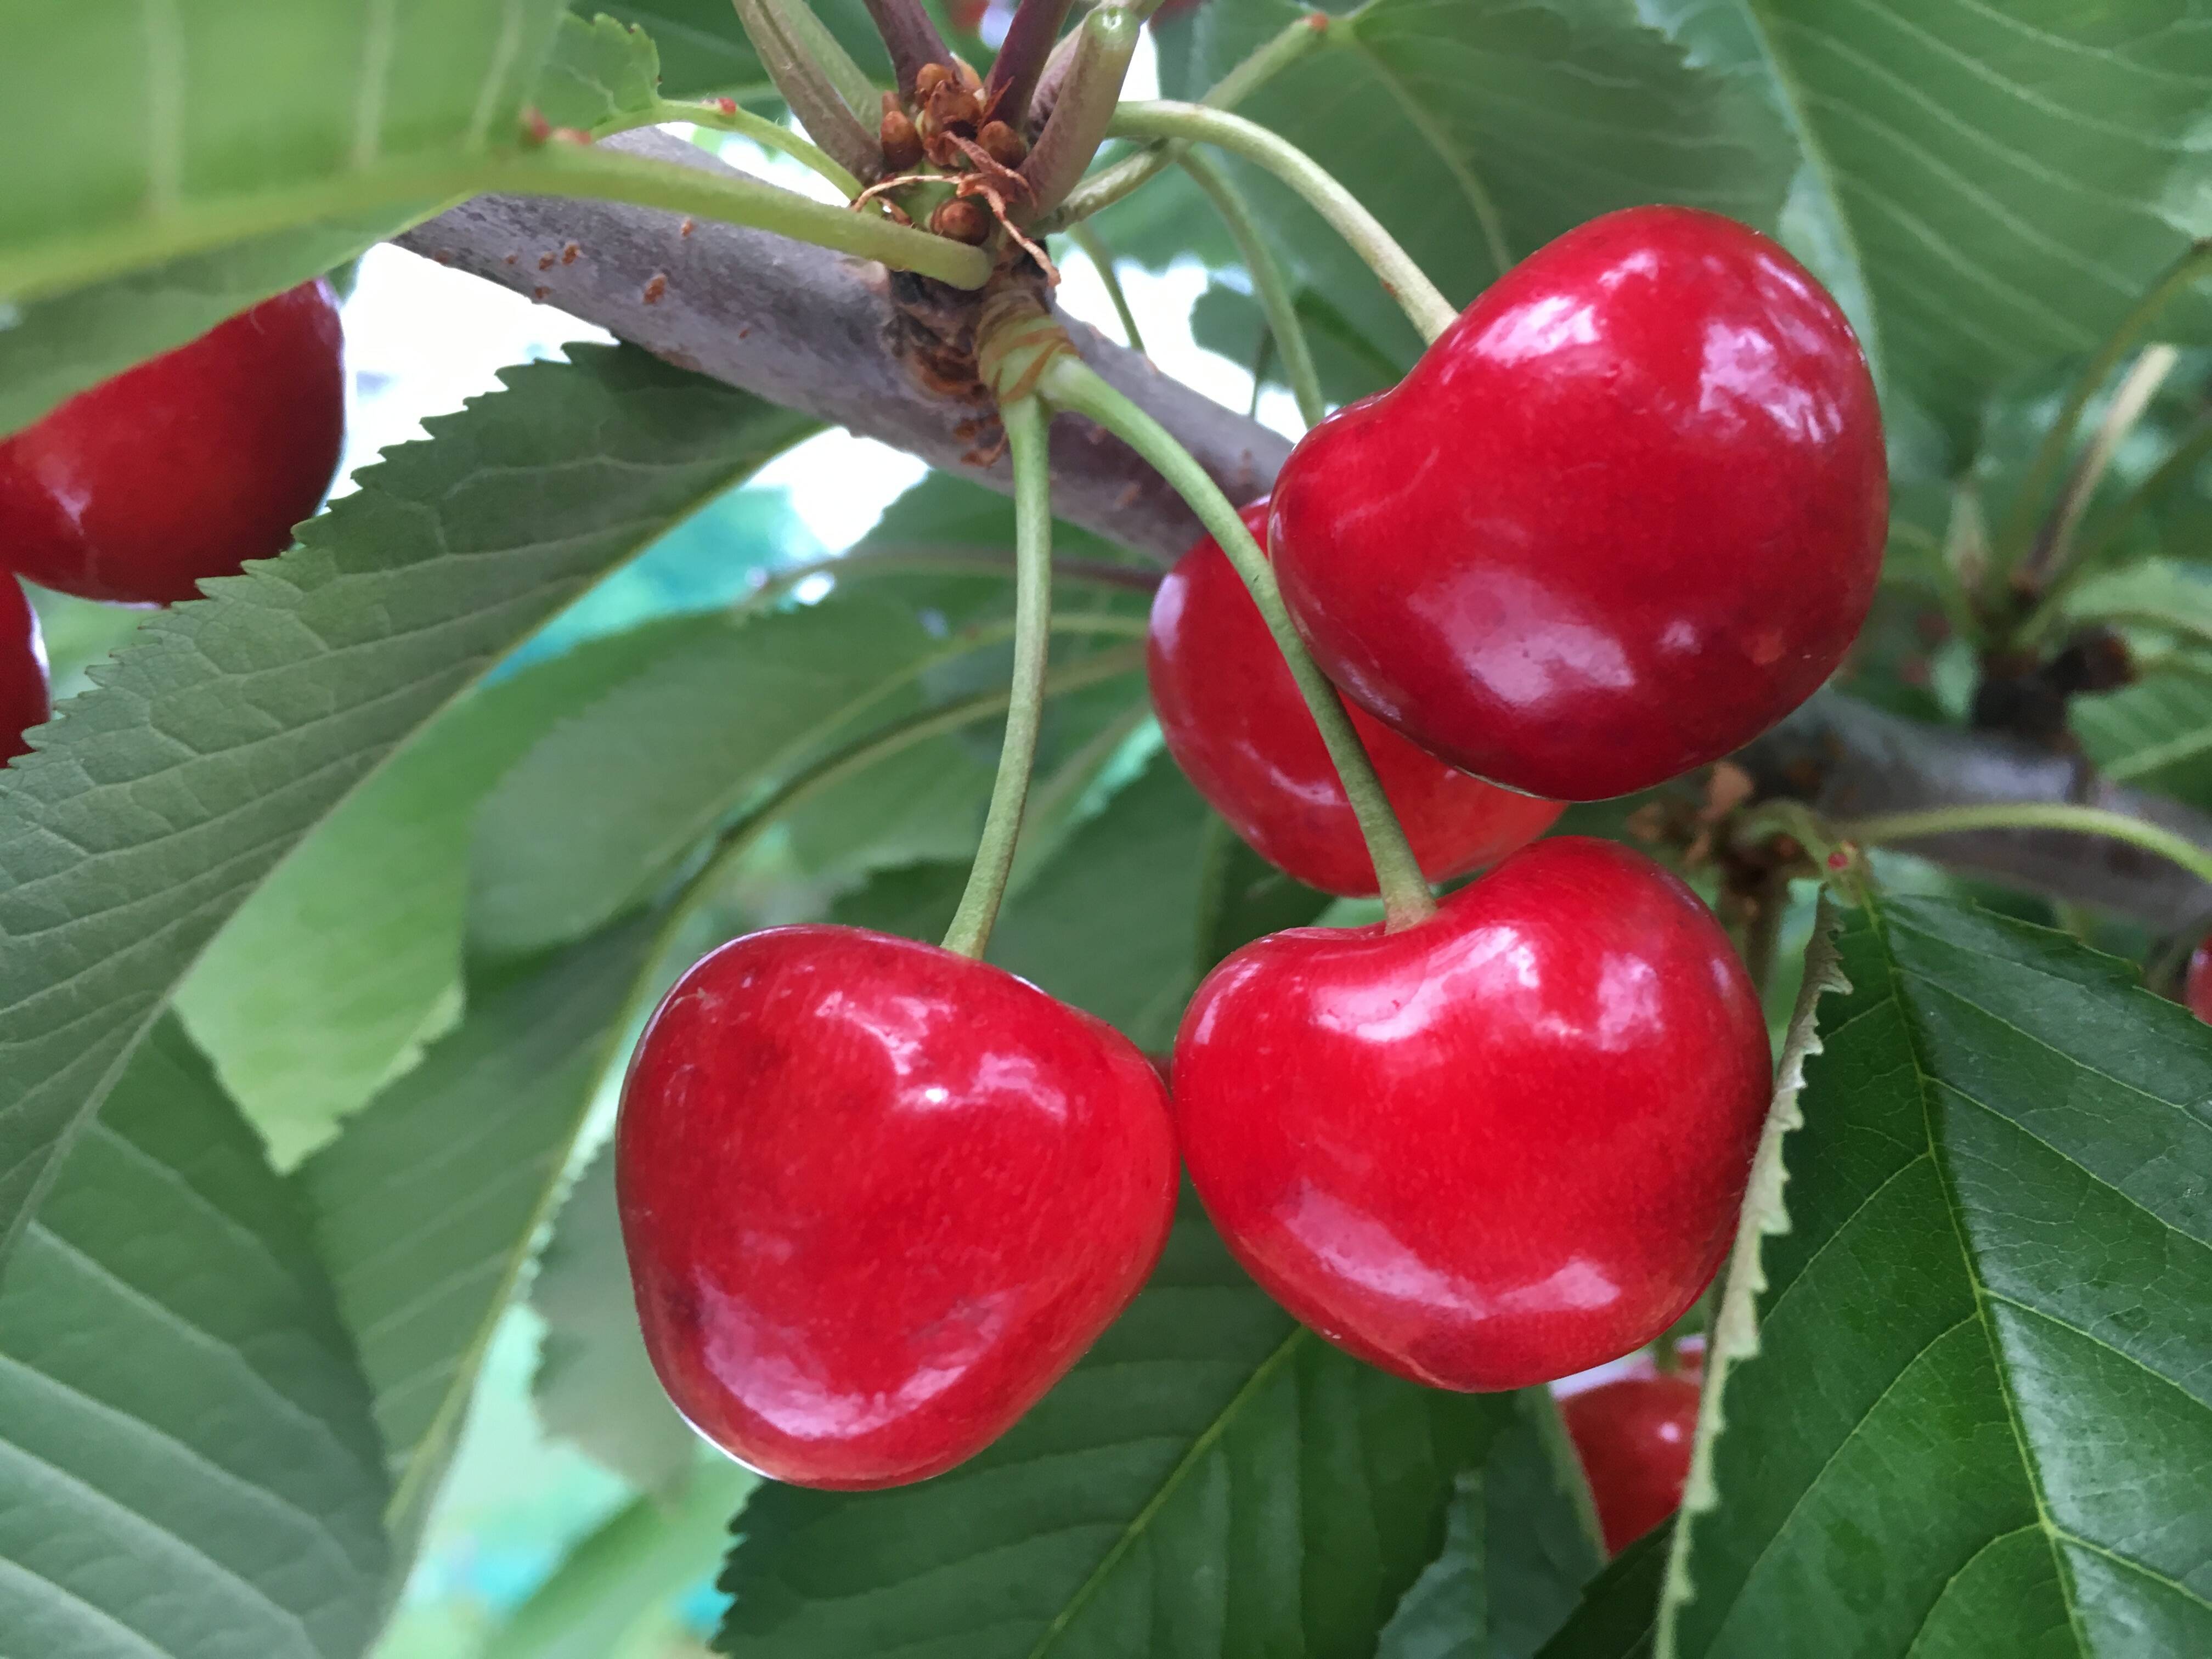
left=1653, top=895, right=1850, bottom=1658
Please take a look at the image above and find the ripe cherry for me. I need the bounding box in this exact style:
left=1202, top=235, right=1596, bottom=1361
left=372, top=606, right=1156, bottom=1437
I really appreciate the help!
left=0, top=280, right=346, bottom=605
left=2186, top=941, right=2212, bottom=1023
left=1148, top=500, right=1562, bottom=897
left=617, top=924, right=1178, bottom=1489
left=2, top=577, right=49, bottom=763
left=1271, top=206, right=1886, bottom=802
left=1172, top=836, right=1769, bottom=1391
left=1559, top=1348, right=1703, bottom=1554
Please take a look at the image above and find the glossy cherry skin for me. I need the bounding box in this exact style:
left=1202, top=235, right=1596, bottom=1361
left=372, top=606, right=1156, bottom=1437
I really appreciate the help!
left=1172, top=836, right=1770, bottom=1391
left=1271, top=205, right=1887, bottom=802
left=1148, top=500, right=1562, bottom=897
left=2187, top=942, right=2212, bottom=1023
left=1, top=577, right=49, bottom=763
left=0, top=281, right=345, bottom=605
left=1559, top=1350, right=1703, bottom=1553
left=617, top=924, right=1178, bottom=1489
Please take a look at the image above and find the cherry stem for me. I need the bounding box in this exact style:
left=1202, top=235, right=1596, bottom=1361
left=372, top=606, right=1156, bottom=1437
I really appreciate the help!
left=942, top=396, right=1058, bottom=960
left=597, top=100, right=861, bottom=198
left=1178, top=147, right=1324, bottom=427
left=1835, top=803, right=2212, bottom=893
left=1037, top=353, right=1439, bottom=928
left=985, top=0, right=1078, bottom=126
left=1997, top=239, right=2212, bottom=576
left=2008, top=344, right=2179, bottom=633
left=728, top=0, right=885, bottom=182
left=1105, top=101, right=1457, bottom=343
left=1065, top=222, right=1146, bottom=354
left=518, top=144, right=989, bottom=285
left=1039, top=14, right=1330, bottom=233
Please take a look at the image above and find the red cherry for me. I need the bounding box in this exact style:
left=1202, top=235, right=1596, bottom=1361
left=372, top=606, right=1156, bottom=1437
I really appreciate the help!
left=1148, top=500, right=1562, bottom=897
left=1271, top=206, right=1886, bottom=802
left=0, top=281, right=346, bottom=605
left=1559, top=1350, right=1704, bottom=1553
left=2187, top=942, right=2212, bottom=1023
left=1171, top=836, right=1769, bottom=1391
left=617, top=925, right=1179, bottom=1489
left=2, top=577, right=49, bottom=763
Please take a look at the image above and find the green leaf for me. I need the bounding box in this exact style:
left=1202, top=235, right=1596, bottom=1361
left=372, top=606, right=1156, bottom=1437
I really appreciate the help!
left=0, top=344, right=814, bottom=1273
left=1533, top=1527, right=1672, bottom=1659
left=2073, top=670, right=2212, bottom=811
left=532, top=1142, right=697, bottom=1498
left=3, top=0, right=569, bottom=299
left=1152, top=0, right=1795, bottom=374
left=2061, top=558, right=2212, bottom=648
left=1191, top=276, right=1415, bottom=408
left=714, top=1192, right=1550, bottom=1658
left=580, top=0, right=894, bottom=100
left=1378, top=1392, right=1605, bottom=1659
left=301, top=923, right=655, bottom=1571
left=467, top=594, right=967, bottom=957
left=1641, top=0, right=2212, bottom=459
left=536, top=10, right=664, bottom=131
left=1660, top=895, right=2212, bottom=1656
left=987, top=749, right=1215, bottom=1048
left=1193, top=817, right=1335, bottom=976
left=483, top=1464, right=755, bottom=1659
left=0, top=1016, right=392, bottom=1657
left=177, top=615, right=717, bottom=1167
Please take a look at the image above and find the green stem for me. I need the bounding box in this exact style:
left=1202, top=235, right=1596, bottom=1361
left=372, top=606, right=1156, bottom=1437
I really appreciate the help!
left=1107, top=102, right=1456, bottom=342
left=1039, top=13, right=1330, bottom=231
left=4, top=143, right=990, bottom=305
left=1997, top=239, right=2212, bottom=568
left=1067, top=222, right=1147, bottom=354
left=1179, top=147, right=1324, bottom=426
left=1038, top=353, right=1438, bottom=927
left=1836, top=803, right=2212, bottom=892
left=630, top=100, right=862, bottom=198
left=943, top=398, right=1058, bottom=958
left=2010, top=344, right=2179, bottom=605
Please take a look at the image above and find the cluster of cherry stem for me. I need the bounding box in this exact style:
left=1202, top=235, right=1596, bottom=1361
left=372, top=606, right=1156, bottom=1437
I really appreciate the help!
left=618, top=0, right=2212, bottom=973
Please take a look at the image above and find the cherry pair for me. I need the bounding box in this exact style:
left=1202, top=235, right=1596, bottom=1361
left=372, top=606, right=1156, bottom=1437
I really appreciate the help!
left=0, top=280, right=347, bottom=762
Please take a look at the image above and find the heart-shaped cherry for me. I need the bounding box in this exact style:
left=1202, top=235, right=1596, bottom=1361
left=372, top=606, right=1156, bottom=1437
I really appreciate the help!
left=1172, top=836, right=1769, bottom=1391
left=1271, top=206, right=1886, bottom=802
left=618, top=924, right=1178, bottom=1489
left=1559, top=1348, right=1703, bottom=1553
left=2, top=577, right=49, bottom=763
left=1148, top=499, right=1562, bottom=897
left=0, top=280, right=345, bottom=605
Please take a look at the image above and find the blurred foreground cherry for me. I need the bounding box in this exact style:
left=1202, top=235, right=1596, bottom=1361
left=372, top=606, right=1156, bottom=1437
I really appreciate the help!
left=0, top=280, right=345, bottom=605
left=1, top=577, right=48, bottom=762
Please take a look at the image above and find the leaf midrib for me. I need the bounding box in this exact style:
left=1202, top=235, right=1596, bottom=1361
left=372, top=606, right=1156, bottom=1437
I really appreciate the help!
left=1876, top=893, right=2095, bottom=1659
left=1023, top=1325, right=1310, bottom=1659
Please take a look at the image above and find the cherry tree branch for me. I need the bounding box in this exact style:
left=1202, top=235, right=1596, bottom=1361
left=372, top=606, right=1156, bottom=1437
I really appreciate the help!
left=395, top=129, right=2212, bottom=929
left=398, top=129, right=1286, bottom=561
